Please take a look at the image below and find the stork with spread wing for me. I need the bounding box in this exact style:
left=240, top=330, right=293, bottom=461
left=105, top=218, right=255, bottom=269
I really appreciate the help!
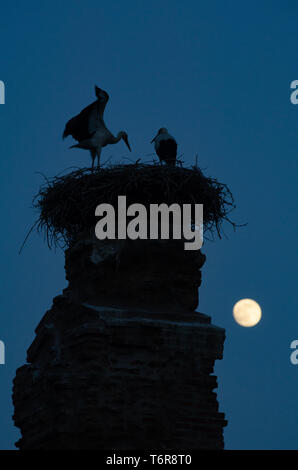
left=63, top=86, right=131, bottom=169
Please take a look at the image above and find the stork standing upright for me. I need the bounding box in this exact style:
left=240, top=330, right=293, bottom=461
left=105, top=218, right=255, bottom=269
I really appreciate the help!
left=151, top=128, right=177, bottom=166
left=63, top=86, right=131, bottom=169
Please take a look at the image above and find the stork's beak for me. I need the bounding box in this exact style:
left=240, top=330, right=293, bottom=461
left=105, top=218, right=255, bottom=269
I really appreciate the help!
left=151, top=134, right=157, bottom=144
left=123, top=135, right=131, bottom=151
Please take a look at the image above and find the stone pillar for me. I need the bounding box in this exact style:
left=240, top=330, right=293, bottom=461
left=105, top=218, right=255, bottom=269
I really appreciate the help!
left=13, top=235, right=227, bottom=449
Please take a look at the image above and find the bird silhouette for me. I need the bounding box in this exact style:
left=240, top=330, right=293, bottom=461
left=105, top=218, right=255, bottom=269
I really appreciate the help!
left=63, top=86, right=131, bottom=169
left=151, top=128, right=177, bottom=166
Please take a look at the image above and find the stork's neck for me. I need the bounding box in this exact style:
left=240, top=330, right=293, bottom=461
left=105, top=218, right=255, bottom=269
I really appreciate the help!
left=113, top=132, right=123, bottom=143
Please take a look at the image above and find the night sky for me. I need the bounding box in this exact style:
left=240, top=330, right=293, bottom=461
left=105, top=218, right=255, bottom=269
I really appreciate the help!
left=0, top=0, right=297, bottom=450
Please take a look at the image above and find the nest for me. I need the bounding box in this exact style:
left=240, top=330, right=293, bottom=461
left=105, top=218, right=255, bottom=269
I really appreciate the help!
left=30, top=163, right=237, bottom=249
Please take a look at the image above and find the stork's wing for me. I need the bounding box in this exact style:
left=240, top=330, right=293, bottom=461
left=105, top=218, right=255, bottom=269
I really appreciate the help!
left=88, top=86, right=109, bottom=132
left=95, top=86, right=109, bottom=113
left=63, top=86, right=109, bottom=142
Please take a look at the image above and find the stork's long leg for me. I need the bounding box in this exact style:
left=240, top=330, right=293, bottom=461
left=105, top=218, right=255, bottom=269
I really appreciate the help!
left=90, top=149, right=96, bottom=171
left=96, top=147, right=102, bottom=167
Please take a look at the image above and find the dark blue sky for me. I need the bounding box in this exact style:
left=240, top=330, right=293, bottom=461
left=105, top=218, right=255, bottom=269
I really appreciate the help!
left=0, top=0, right=297, bottom=449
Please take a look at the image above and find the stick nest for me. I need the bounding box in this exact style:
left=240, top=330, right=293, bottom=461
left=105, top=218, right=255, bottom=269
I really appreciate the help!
left=32, top=163, right=237, bottom=249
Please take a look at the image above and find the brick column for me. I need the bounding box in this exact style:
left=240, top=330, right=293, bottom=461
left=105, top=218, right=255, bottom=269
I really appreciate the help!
left=13, top=237, right=227, bottom=449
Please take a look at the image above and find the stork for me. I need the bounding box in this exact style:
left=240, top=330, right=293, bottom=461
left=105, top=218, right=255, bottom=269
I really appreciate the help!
left=151, top=128, right=177, bottom=166
left=63, top=86, right=131, bottom=169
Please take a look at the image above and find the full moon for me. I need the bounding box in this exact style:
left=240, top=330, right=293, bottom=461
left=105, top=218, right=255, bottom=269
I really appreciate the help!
left=233, top=299, right=262, bottom=327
